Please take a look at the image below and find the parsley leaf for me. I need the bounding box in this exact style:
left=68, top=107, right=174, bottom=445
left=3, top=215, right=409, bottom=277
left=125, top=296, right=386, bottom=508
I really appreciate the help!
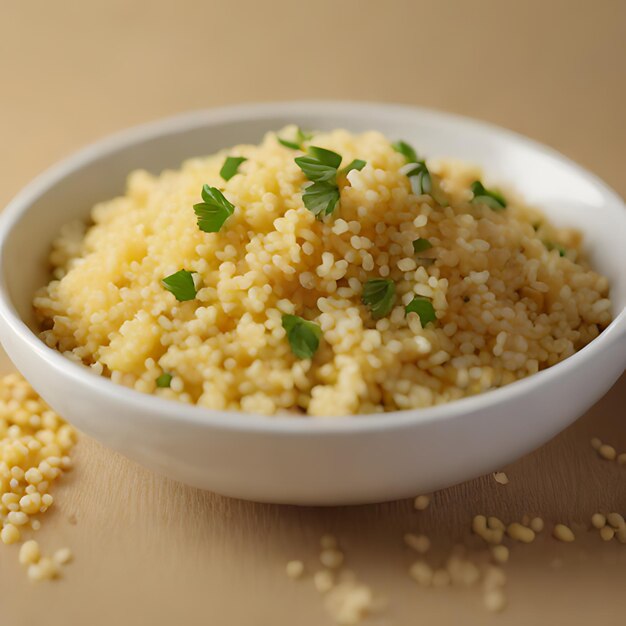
left=362, top=279, right=396, bottom=319
left=156, top=373, right=173, bottom=388
left=282, top=314, right=322, bottom=359
left=470, top=181, right=506, bottom=210
left=544, top=241, right=566, bottom=257
left=162, top=270, right=197, bottom=302
left=405, top=295, right=437, bottom=326
left=340, top=159, right=367, bottom=176
left=193, top=185, right=235, bottom=232
left=278, top=127, right=312, bottom=150
left=407, top=161, right=432, bottom=195
left=392, top=140, right=418, bottom=163
left=302, top=182, right=340, bottom=217
left=412, top=238, right=433, bottom=254
left=295, top=146, right=343, bottom=184
left=220, top=156, right=247, bottom=181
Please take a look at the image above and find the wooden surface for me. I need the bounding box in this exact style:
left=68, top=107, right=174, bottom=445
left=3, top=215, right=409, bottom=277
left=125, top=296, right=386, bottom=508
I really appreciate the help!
left=1, top=2, right=625, bottom=624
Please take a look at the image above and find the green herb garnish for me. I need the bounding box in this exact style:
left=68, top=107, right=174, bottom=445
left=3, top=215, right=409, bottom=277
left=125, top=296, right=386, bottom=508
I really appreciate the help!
left=405, top=295, right=437, bottom=326
left=295, top=147, right=343, bottom=184
left=282, top=314, right=322, bottom=359
left=406, top=161, right=432, bottom=195
left=470, top=181, right=506, bottom=210
left=156, top=373, right=173, bottom=388
left=412, top=238, right=433, bottom=254
left=302, top=182, right=340, bottom=217
left=162, top=270, right=197, bottom=302
left=544, top=241, right=566, bottom=257
left=340, top=159, right=367, bottom=176
left=392, top=140, right=418, bottom=163
left=193, top=185, right=235, bottom=232
left=278, top=127, right=312, bottom=150
left=362, top=279, right=396, bottom=319
left=220, top=156, right=247, bottom=181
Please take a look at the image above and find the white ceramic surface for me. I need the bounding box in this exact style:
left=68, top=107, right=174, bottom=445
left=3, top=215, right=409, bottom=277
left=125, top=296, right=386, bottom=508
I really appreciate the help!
left=0, top=102, right=625, bottom=505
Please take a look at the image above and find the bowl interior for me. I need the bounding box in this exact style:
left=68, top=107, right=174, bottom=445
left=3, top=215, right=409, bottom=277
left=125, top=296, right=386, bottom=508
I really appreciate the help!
left=2, top=103, right=625, bottom=334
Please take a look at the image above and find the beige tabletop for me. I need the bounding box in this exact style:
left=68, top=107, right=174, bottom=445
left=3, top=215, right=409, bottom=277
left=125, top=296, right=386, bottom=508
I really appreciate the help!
left=1, top=2, right=625, bottom=625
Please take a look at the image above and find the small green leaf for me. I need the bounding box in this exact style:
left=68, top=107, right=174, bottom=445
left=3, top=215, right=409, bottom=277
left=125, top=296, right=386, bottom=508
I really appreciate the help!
left=407, top=162, right=432, bottom=195
left=295, top=146, right=343, bottom=184
left=162, top=270, right=197, bottom=302
left=277, top=127, right=313, bottom=150
left=362, top=279, right=396, bottom=319
left=412, top=238, right=433, bottom=254
left=193, top=185, right=235, bottom=232
left=302, top=182, right=340, bottom=217
left=295, top=156, right=339, bottom=184
left=405, top=295, right=437, bottom=326
left=220, top=156, right=247, bottom=181
left=282, top=314, right=322, bottom=359
left=278, top=138, right=301, bottom=150
left=544, top=241, right=566, bottom=257
left=470, top=181, right=506, bottom=210
left=340, top=159, right=367, bottom=176
left=156, top=373, right=173, bottom=388
left=392, top=140, right=418, bottom=163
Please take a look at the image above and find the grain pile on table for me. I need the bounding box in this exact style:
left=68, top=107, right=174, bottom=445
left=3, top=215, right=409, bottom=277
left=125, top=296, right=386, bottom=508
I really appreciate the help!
left=0, top=372, right=76, bottom=581
left=33, top=127, right=612, bottom=417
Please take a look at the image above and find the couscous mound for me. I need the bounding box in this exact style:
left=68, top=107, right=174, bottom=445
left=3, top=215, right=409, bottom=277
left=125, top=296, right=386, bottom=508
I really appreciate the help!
left=33, top=128, right=612, bottom=416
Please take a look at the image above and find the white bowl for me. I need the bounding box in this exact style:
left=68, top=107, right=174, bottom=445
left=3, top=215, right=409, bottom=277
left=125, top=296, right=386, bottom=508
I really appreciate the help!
left=0, top=102, right=624, bottom=505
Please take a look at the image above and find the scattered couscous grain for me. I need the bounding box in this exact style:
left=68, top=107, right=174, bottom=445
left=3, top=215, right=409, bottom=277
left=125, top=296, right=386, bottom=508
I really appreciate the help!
left=553, top=524, right=575, bottom=543
left=33, top=128, right=612, bottom=417
left=404, top=533, right=430, bottom=554
left=591, top=513, right=607, bottom=529
left=529, top=517, right=544, bottom=533
left=53, top=547, right=73, bottom=565
left=493, top=472, right=509, bottom=485
left=617, top=453, right=626, bottom=466
left=599, top=526, right=615, bottom=542
left=590, top=437, right=602, bottom=451
left=320, top=534, right=339, bottom=550
left=507, top=523, right=535, bottom=543
left=598, top=445, right=617, bottom=461
left=491, top=545, right=509, bottom=564
left=413, top=495, right=430, bottom=511
left=409, top=560, right=434, bottom=586
left=18, top=539, right=41, bottom=565
left=324, top=573, right=376, bottom=625
left=286, top=560, right=305, bottom=579
left=606, top=512, right=625, bottom=529
left=314, top=569, right=335, bottom=593
left=0, top=373, right=77, bottom=580
left=483, top=588, right=507, bottom=613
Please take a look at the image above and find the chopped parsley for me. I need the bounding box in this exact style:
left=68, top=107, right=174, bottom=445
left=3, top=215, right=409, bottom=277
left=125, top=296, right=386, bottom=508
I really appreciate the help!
left=392, top=140, right=418, bottom=163
left=220, top=156, right=247, bottom=181
left=156, top=373, right=173, bottom=388
left=296, top=146, right=342, bottom=217
left=470, top=181, right=506, bottom=210
left=393, top=140, right=432, bottom=196
left=545, top=241, right=566, bottom=257
left=295, top=147, right=343, bottom=184
left=302, top=182, right=340, bottom=217
left=406, top=161, right=432, bottom=195
left=193, top=185, right=235, bottom=233
left=362, top=279, right=396, bottom=319
left=162, top=270, right=197, bottom=302
left=340, top=159, right=367, bottom=176
left=278, top=127, right=313, bottom=150
left=282, top=314, right=322, bottom=359
left=412, top=238, right=433, bottom=254
left=405, top=295, right=437, bottom=326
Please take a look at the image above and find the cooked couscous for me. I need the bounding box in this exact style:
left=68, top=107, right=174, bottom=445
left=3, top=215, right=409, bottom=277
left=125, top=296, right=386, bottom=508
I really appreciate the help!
left=33, top=127, right=612, bottom=416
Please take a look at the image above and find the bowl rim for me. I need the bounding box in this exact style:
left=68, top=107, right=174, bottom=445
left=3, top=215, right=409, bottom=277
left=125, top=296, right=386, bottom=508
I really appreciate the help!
left=0, top=100, right=624, bottom=435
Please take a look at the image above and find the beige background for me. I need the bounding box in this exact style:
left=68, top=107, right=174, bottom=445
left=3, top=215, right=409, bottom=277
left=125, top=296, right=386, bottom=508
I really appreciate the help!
left=0, top=1, right=625, bottom=624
